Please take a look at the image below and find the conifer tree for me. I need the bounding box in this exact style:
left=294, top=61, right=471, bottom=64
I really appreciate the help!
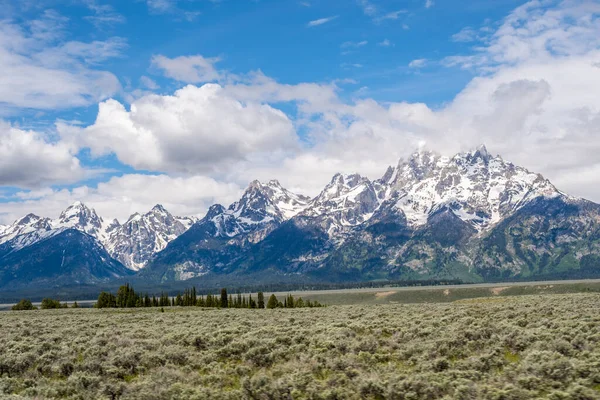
left=267, top=294, right=278, bottom=309
left=220, top=288, right=228, bottom=308
left=257, top=292, right=265, bottom=309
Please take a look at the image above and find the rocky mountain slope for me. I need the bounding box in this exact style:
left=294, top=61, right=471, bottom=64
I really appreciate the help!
left=2, top=145, right=600, bottom=288
left=145, top=145, right=600, bottom=283
left=0, top=202, right=194, bottom=287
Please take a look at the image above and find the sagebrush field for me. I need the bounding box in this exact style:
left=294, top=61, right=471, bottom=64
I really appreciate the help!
left=1, top=294, right=600, bottom=399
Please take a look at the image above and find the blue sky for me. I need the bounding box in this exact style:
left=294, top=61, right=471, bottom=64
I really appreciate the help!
left=0, top=0, right=599, bottom=222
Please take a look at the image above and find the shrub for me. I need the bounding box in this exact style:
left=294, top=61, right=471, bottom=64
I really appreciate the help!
left=12, top=299, right=34, bottom=311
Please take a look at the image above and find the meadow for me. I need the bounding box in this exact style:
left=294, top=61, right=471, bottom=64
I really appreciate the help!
left=1, top=293, right=600, bottom=399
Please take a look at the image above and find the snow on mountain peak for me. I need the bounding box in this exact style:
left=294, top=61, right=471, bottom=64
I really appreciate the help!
left=54, top=202, right=104, bottom=237
left=0, top=213, right=52, bottom=245
left=105, top=204, right=191, bottom=271
left=383, top=146, right=562, bottom=229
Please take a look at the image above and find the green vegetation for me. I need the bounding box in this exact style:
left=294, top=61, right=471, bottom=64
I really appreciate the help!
left=292, top=281, right=600, bottom=305
left=92, top=284, right=323, bottom=310
left=11, top=299, right=34, bottom=311
left=1, top=293, right=599, bottom=399
left=40, top=298, right=67, bottom=310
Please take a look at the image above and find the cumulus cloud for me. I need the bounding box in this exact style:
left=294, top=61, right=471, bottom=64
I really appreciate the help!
left=151, top=54, right=221, bottom=83
left=5, top=0, right=600, bottom=217
left=58, top=84, right=299, bottom=174
left=408, top=59, right=427, bottom=68
left=0, top=121, right=87, bottom=188
left=0, top=174, right=243, bottom=224
left=0, top=13, right=123, bottom=112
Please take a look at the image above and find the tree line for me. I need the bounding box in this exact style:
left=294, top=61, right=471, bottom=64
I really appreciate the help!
left=11, top=298, right=79, bottom=310
left=95, top=284, right=324, bottom=309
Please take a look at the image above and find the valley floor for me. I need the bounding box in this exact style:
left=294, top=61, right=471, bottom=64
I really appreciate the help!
left=1, top=293, right=600, bottom=399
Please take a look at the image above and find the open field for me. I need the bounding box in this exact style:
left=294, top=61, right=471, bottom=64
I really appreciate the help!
left=2, top=278, right=600, bottom=310
left=1, top=293, right=600, bottom=399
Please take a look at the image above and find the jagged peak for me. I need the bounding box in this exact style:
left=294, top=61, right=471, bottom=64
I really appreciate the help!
left=267, top=179, right=282, bottom=187
left=151, top=204, right=169, bottom=214
left=126, top=212, right=142, bottom=223
left=59, top=201, right=98, bottom=218
left=328, top=172, right=366, bottom=187
left=247, top=179, right=263, bottom=190
left=463, top=144, right=493, bottom=163
left=205, top=204, right=226, bottom=219
left=13, top=213, right=47, bottom=227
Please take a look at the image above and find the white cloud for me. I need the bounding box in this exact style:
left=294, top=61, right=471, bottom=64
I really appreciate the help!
left=0, top=174, right=243, bottom=224
left=425, top=0, right=434, bottom=8
left=58, top=84, right=299, bottom=174
left=341, top=40, right=368, bottom=49
left=146, top=0, right=200, bottom=21
left=451, top=27, right=478, bottom=42
left=0, top=121, right=87, bottom=187
left=0, top=13, right=123, bottom=112
left=151, top=54, right=221, bottom=83
left=378, top=39, right=393, bottom=47
left=408, top=58, right=427, bottom=68
left=140, top=76, right=159, bottom=90
left=84, top=1, right=126, bottom=28
left=375, top=10, right=407, bottom=22
left=307, top=16, right=338, bottom=27
left=357, top=0, right=377, bottom=17
left=6, top=0, right=600, bottom=217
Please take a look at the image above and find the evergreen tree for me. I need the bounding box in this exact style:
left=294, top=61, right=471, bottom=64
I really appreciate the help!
left=257, top=292, right=265, bottom=309
left=267, top=294, right=279, bottom=309
left=116, top=284, right=130, bottom=307
left=220, top=288, right=228, bottom=308
left=96, top=292, right=116, bottom=308
left=41, top=298, right=62, bottom=309
left=12, top=299, right=34, bottom=311
left=72, top=301, right=79, bottom=309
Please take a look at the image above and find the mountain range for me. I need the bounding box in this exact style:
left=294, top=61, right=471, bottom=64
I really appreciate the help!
left=2, top=145, right=599, bottom=290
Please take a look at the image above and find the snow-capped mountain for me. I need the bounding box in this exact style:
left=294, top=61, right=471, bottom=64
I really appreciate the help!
left=104, top=204, right=193, bottom=271
left=301, top=173, right=383, bottom=234
left=0, top=202, right=194, bottom=272
left=203, top=179, right=310, bottom=239
left=381, top=145, right=560, bottom=230
left=145, top=145, right=600, bottom=284
left=0, top=214, right=53, bottom=245
left=3, top=144, right=600, bottom=289
left=51, top=201, right=106, bottom=239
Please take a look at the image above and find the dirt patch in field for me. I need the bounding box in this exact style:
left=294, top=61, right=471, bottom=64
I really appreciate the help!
left=375, top=291, right=397, bottom=298
left=490, top=287, right=509, bottom=295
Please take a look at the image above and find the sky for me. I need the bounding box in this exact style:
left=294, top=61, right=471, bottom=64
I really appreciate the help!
left=0, top=0, right=599, bottom=223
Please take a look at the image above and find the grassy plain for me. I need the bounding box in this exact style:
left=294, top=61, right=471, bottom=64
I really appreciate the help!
left=283, top=280, right=600, bottom=305
left=1, top=293, right=600, bottom=399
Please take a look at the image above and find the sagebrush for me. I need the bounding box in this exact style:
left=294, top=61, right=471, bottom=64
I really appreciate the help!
left=1, top=294, right=599, bottom=399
